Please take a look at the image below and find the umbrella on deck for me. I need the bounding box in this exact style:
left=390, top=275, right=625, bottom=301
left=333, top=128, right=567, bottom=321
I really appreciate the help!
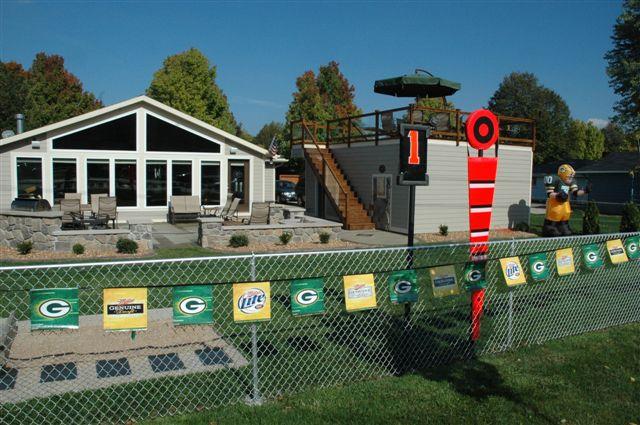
left=374, top=69, right=460, bottom=99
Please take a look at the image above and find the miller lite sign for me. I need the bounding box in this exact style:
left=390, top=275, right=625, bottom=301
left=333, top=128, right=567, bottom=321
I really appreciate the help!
left=233, top=281, right=271, bottom=323
left=398, top=123, right=429, bottom=186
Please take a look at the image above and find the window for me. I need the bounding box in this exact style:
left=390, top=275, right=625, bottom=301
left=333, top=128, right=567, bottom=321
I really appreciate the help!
left=52, top=159, right=77, bottom=203
left=146, top=115, right=220, bottom=153
left=201, top=161, right=220, bottom=205
left=146, top=160, right=167, bottom=206
left=87, top=159, right=110, bottom=198
left=172, top=161, right=192, bottom=196
left=52, top=114, right=136, bottom=150
left=115, top=160, right=137, bottom=207
left=16, top=158, right=42, bottom=198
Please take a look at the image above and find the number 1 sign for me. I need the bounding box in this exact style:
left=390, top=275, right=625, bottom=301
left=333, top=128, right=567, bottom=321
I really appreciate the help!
left=398, top=123, right=430, bottom=186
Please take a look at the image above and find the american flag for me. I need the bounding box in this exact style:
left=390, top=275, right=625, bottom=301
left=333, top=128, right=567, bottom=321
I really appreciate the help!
left=268, top=136, right=279, bottom=156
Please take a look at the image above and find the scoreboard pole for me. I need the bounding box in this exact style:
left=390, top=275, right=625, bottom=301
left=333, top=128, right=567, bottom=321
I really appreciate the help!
left=405, top=184, right=416, bottom=319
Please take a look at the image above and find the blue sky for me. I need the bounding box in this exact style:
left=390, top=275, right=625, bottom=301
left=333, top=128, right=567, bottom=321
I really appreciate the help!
left=0, top=0, right=623, bottom=134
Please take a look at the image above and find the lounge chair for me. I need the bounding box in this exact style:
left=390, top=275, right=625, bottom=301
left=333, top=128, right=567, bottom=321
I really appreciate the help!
left=60, top=198, right=82, bottom=229
left=242, top=202, right=270, bottom=225
left=211, top=193, right=233, bottom=217
left=222, top=198, right=241, bottom=221
left=169, top=195, right=202, bottom=224
left=96, top=196, right=117, bottom=229
left=64, top=192, right=82, bottom=201
left=90, top=193, right=108, bottom=217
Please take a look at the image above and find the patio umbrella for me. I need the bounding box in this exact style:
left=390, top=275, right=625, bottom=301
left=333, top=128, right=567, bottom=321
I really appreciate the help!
left=373, top=69, right=460, bottom=99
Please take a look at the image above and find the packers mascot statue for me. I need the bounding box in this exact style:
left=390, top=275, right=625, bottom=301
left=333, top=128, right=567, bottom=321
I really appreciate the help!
left=543, top=164, right=591, bottom=237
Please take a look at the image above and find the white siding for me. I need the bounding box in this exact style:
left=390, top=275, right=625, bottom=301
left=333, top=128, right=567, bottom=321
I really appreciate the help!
left=252, top=159, right=265, bottom=203
left=264, top=165, right=276, bottom=202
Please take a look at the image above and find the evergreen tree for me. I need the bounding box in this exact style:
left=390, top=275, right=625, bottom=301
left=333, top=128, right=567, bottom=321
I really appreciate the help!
left=254, top=121, right=284, bottom=149
left=620, top=202, right=640, bottom=232
left=602, top=122, right=634, bottom=154
left=605, top=0, right=640, bottom=134
left=24, top=53, right=102, bottom=130
left=147, top=48, right=238, bottom=135
left=567, top=120, right=605, bottom=160
left=0, top=61, right=28, bottom=132
left=582, top=201, right=601, bottom=234
left=488, top=72, right=572, bottom=164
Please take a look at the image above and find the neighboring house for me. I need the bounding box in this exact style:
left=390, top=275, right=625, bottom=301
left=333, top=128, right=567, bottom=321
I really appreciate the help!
left=291, top=106, right=535, bottom=233
left=0, top=96, right=279, bottom=217
left=532, top=153, right=640, bottom=214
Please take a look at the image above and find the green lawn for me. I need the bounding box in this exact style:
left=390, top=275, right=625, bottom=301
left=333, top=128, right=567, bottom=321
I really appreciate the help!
left=530, top=211, right=622, bottom=235
left=144, top=322, right=640, bottom=425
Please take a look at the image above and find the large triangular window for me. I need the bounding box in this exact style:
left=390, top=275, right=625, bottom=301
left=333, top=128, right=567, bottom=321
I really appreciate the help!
left=52, top=114, right=136, bottom=150
left=146, top=115, right=221, bottom=153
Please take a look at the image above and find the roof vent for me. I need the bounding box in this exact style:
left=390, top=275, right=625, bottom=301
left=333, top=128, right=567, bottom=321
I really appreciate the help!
left=15, top=114, right=24, bottom=134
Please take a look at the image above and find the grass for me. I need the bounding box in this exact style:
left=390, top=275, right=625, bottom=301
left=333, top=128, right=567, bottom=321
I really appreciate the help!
left=144, top=323, right=640, bottom=425
left=530, top=211, right=622, bottom=236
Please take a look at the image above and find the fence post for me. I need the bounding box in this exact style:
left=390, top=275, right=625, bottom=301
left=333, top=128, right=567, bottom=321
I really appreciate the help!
left=248, top=252, right=263, bottom=405
left=507, top=239, right=515, bottom=349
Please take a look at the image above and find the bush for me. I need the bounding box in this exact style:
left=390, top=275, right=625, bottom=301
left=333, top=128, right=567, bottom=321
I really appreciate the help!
left=438, top=224, right=448, bottom=236
left=116, top=238, right=138, bottom=254
left=72, top=243, right=85, bottom=255
left=620, top=202, right=640, bottom=232
left=279, top=232, right=293, bottom=245
left=16, top=241, right=33, bottom=255
left=514, top=221, right=530, bottom=232
left=319, top=232, right=331, bottom=244
left=229, top=234, right=249, bottom=248
left=582, top=201, right=601, bottom=235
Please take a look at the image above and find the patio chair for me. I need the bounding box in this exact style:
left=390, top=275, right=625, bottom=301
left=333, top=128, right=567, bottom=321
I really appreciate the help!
left=64, top=192, right=82, bottom=201
left=381, top=111, right=395, bottom=134
left=90, top=193, right=108, bottom=217
left=96, top=196, right=117, bottom=229
left=428, top=112, right=452, bottom=132
left=60, top=198, right=82, bottom=229
left=211, top=193, right=233, bottom=217
left=222, top=198, right=241, bottom=221
left=242, top=202, right=270, bottom=225
left=169, top=195, right=202, bottom=224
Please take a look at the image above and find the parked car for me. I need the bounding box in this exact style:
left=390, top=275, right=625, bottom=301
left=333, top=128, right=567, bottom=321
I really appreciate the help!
left=276, top=180, right=298, bottom=204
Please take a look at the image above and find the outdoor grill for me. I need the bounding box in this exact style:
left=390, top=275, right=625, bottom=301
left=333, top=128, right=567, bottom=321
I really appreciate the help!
left=10, top=197, right=51, bottom=212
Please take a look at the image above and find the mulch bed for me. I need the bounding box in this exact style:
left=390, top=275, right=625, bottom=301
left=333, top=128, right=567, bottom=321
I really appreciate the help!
left=0, top=246, right=153, bottom=263
left=210, top=239, right=363, bottom=254
left=416, top=229, right=537, bottom=244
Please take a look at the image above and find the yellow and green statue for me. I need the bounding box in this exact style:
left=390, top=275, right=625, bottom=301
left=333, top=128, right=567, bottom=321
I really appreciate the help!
left=543, top=164, right=591, bottom=237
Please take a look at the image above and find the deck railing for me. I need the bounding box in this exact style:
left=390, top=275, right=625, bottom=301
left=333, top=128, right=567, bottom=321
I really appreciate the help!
left=290, top=104, right=536, bottom=150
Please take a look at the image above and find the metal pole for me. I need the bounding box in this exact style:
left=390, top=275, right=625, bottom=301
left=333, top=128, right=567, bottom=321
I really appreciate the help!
left=405, top=185, right=416, bottom=319
left=249, top=252, right=262, bottom=405
left=507, top=238, right=515, bottom=349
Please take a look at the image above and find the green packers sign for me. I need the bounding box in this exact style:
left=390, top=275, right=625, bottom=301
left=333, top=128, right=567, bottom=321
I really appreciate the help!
left=172, top=285, right=213, bottom=325
left=624, top=236, right=640, bottom=260
left=582, top=244, right=604, bottom=270
left=528, top=253, right=550, bottom=281
left=463, top=262, right=487, bottom=291
left=388, top=270, right=418, bottom=304
left=30, top=288, right=79, bottom=330
left=290, top=278, right=324, bottom=316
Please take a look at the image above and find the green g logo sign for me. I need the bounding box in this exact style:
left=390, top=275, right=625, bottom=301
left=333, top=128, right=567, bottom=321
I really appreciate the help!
left=178, top=297, right=207, bottom=315
left=39, top=299, right=71, bottom=319
left=466, top=269, right=482, bottom=282
left=295, top=289, right=319, bottom=306
left=532, top=261, right=545, bottom=273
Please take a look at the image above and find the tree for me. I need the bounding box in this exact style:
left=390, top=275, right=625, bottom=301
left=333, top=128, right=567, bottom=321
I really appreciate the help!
left=582, top=201, right=601, bottom=234
left=602, top=122, right=634, bottom=154
left=147, top=48, right=238, bottom=135
left=24, top=53, right=102, bottom=130
left=566, top=120, right=605, bottom=160
left=488, top=72, right=572, bottom=164
left=620, top=202, right=640, bottom=232
left=0, top=61, right=28, bottom=133
left=285, top=70, right=331, bottom=127
left=605, top=0, right=640, bottom=134
left=254, top=121, right=284, bottom=149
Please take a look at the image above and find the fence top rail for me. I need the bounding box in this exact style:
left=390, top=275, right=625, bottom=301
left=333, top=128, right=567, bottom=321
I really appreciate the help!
left=0, top=232, right=637, bottom=273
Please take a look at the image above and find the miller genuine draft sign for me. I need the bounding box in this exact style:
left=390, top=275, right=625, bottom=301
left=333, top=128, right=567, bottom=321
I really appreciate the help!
left=103, top=287, right=148, bottom=331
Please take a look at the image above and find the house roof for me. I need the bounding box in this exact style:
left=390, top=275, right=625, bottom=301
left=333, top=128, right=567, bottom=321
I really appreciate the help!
left=533, top=152, right=640, bottom=175
left=0, top=95, right=270, bottom=158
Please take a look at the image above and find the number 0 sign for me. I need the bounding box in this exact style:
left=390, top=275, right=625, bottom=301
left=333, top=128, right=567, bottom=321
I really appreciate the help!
left=398, top=124, right=429, bottom=185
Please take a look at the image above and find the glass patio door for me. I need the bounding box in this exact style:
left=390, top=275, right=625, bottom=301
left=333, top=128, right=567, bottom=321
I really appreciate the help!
left=228, top=160, right=250, bottom=212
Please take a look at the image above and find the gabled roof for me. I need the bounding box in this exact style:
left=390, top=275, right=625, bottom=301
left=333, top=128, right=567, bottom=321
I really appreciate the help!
left=0, top=95, right=270, bottom=158
left=578, top=152, right=640, bottom=173
left=532, top=159, right=595, bottom=175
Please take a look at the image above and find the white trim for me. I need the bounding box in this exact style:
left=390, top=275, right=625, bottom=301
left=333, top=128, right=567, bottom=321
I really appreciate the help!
left=470, top=207, right=492, bottom=213
left=329, top=138, right=532, bottom=152
left=469, top=183, right=495, bottom=189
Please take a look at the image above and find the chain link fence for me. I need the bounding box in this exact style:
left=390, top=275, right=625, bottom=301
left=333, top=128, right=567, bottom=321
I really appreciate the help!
left=1, top=232, right=640, bottom=424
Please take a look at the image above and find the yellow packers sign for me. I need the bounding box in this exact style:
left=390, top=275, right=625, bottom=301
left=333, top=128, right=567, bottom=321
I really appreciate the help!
left=233, top=282, right=271, bottom=323
left=343, top=274, right=377, bottom=312
left=606, top=239, right=629, bottom=264
left=555, top=248, right=575, bottom=276
left=103, top=287, right=148, bottom=331
left=499, top=257, right=526, bottom=286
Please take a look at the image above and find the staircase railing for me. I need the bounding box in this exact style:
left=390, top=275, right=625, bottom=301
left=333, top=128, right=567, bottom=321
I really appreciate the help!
left=296, top=120, right=350, bottom=225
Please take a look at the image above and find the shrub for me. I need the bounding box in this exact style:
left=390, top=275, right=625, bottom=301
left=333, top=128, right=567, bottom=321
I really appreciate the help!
left=72, top=243, right=85, bottom=255
left=319, top=232, right=331, bottom=244
left=16, top=241, right=33, bottom=255
left=582, top=201, right=601, bottom=235
left=279, top=232, right=293, bottom=245
left=116, top=238, right=138, bottom=254
left=514, top=221, right=530, bottom=232
left=620, top=202, right=640, bottom=232
left=229, top=234, right=249, bottom=248
left=438, top=224, right=449, bottom=236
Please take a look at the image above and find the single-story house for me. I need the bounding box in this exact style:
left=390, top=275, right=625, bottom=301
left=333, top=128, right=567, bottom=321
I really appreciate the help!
left=0, top=96, right=280, bottom=217
left=291, top=106, right=535, bottom=233
left=532, top=153, right=640, bottom=214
